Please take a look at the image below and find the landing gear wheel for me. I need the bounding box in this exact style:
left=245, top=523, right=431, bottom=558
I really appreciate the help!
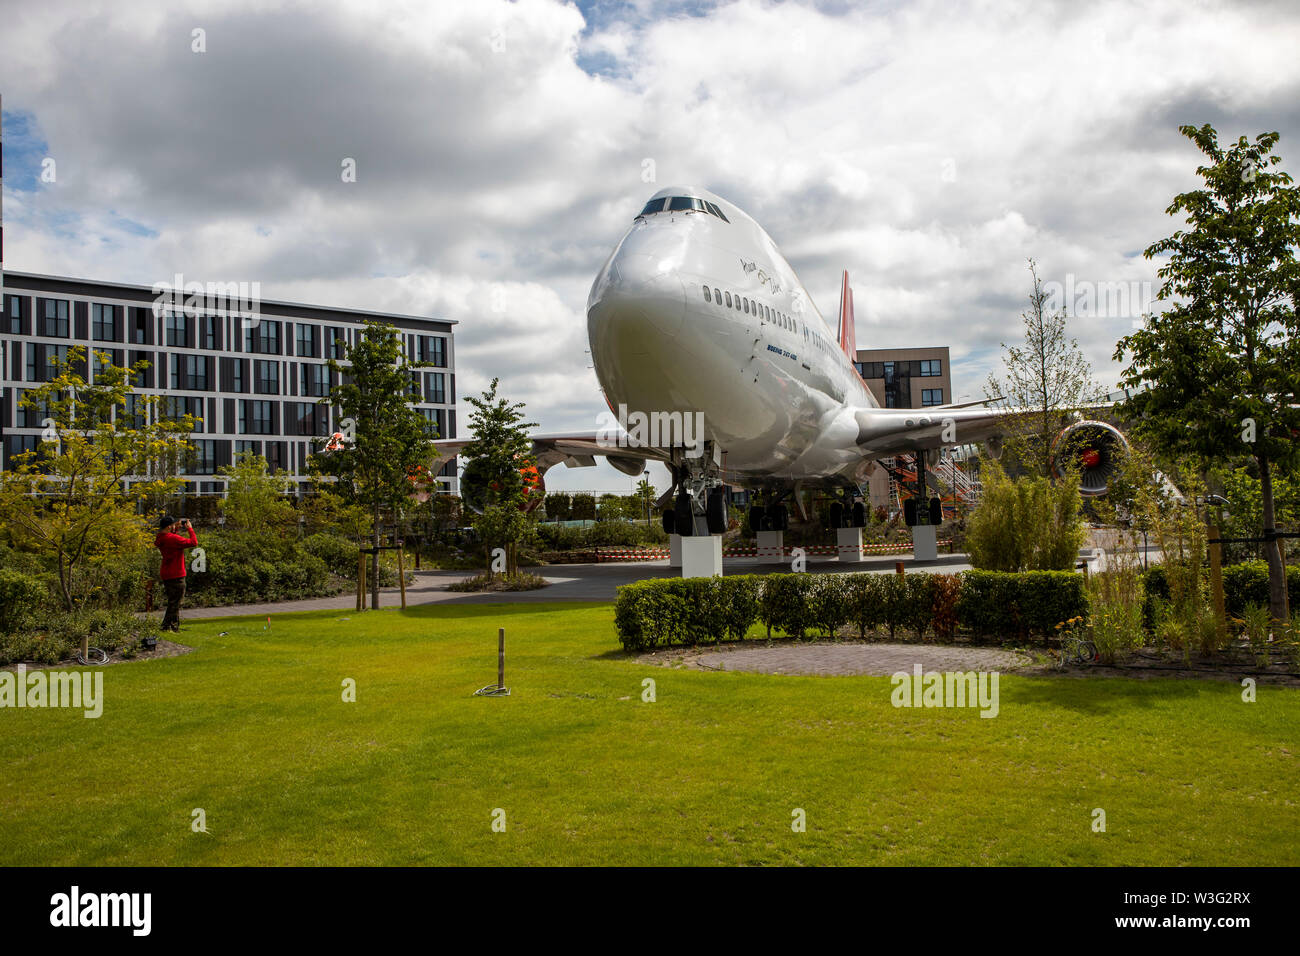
left=705, top=487, right=728, bottom=535
left=674, top=489, right=694, bottom=537
left=829, top=502, right=844, bottom=529
left=662, top=509, right=676, bottom=535
left=748, top=506, right=767, bottom=533
left=772, top=504, right=789, bottom=532
left=852, top=502, right=866, bottom=528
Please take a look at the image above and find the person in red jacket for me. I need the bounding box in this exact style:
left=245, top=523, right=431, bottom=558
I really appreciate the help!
left=155, top=515, right=198, bottom=632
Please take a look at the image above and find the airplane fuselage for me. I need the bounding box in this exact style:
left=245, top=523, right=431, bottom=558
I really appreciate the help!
left=587, top=185, right=881, bottom=489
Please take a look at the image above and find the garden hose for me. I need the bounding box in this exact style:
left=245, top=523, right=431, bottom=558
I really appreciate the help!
left=76, top=647, right=109, bottom=665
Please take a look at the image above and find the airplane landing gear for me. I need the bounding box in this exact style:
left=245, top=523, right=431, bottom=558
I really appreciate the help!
left=668, top=442, right=726, bottom=537
left=828, top=488, right=867, bottom=529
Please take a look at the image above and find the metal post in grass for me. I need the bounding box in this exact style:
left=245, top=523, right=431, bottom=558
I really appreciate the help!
left=474, top=627, right=510, bottom=697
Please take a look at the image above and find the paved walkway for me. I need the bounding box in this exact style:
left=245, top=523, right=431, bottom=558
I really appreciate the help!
left=182, top=552, right=977, bottom=619
left=650, top=641, right=1031, bottom=676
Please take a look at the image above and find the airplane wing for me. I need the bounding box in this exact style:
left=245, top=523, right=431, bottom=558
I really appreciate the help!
left=431, top=431, right=672, bottom=479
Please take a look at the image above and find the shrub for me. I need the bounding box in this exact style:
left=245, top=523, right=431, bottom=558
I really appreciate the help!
left=614, top=580, right=689, bottom=650
left=717, top=576, right=761, bottom=641
left=843, top=573, right=884, bottom=638
left=184, top=530, right=335, bottom=607
left=957, top=570, right=1087, bottom=641
left=0, top=607, right=159, bottom=666
left=1221, top=561, right=1300, bottom=617
left=807, top=575, right=849, bottom=638
left=0, top=568, right=48, bottom=635
left=930, top=574, right=963, bottom=642
left=759, top=574, right=813, bottom=638
left=965, top=462, right=1086, bottom=571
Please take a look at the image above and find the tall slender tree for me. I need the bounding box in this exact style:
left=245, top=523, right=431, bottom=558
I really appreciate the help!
left=459, top=378, right=538, bottom=576
left=984, top=259, right=1095, bottom=476
left=314, top=320, right=434, bottom=608
left=1115, top=125, right=1300, bottom=622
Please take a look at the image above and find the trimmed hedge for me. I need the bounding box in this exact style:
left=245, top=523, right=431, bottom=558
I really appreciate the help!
left=614, top=569, right=1087, bottom=650
left=1141, top=561, right=1300, bottom=625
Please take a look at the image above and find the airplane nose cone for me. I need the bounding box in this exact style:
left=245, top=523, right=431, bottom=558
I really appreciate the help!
left=588, top=253, right=687, bottom=346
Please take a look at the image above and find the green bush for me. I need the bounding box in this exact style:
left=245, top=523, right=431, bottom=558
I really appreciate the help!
left=957, top=570, right=1087, bottom=641
left=0, top=607, right=159, bottom=666
left=184, top=530, right=336, bottom=607
left=843, top=574, right=884, bottom=638
left=0, top=568, right=48, bottom=635
left=965, top=463, right=1086, bottom=571
left=1221, top=561, right=1300, bottom=617
left=612, top=569, right=1088, bottom=650
left=759, top=574, right=813, bottom=638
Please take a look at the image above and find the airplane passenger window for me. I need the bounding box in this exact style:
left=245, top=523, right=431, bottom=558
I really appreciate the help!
left=703, top=285, right=711, bottom=303
left=714, top=287, right=721, bottom=303
left=725, top=292, right=732, bottom=307
left=743, top=299, right=749, bottom=314
left=639, top=198, right=666, bottom=216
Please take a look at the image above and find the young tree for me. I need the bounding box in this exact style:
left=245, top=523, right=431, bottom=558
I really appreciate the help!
left=219, top=451, right=296, bottom=532
left=458, top=378, right=538, bottom=576
left=1114, top=125, right=1300, bottom=622
left=314, top=320, right=435, bottom=608
left=0, top=348, right=193, bottom=609
left=984, top=259, right=1096, bottom=476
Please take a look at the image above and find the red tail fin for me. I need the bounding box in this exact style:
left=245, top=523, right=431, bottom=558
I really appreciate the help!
left=837, top=271, right=857, bottom=358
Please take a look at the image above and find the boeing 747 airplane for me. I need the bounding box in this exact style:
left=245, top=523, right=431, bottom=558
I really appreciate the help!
left=433, top=185, right=1124, bottom=542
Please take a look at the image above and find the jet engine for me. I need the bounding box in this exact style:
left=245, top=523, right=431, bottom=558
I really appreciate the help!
left=1050, top=420, right=1128, bottom=497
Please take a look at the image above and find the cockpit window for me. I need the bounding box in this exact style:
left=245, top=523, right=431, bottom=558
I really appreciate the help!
left=637, top=196, right=729, bottom=222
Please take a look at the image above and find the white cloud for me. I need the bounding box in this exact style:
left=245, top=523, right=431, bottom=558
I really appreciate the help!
left=2, top=0, right=1297, bottom=491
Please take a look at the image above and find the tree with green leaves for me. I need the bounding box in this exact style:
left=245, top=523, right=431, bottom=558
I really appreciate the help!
left=634, top=477, right=655, bottom=523
left=1114, top=125, right=1300, bottom=622
left=459, top=378, right=538, bottom=577
left=0, top=347, right=193, bottom=610
left=313, top=320, right=435, bottom=608
left=219, top=451, right=296, bottom=532
left=984, top=259, right=1096, bottom=476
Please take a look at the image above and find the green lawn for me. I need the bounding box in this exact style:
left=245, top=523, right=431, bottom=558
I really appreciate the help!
left=2, top=602, right=1296, bottom=866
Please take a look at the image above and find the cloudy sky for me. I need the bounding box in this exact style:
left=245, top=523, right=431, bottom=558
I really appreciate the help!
left=2, top=0, right=1298, bottom=491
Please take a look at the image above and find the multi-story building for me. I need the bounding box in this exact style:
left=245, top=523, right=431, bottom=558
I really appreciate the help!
left=853, top=346, right=956, bottom=510
left=0, top=271, right=458, bottom=495
left=854, top=346, right=952, bottom=410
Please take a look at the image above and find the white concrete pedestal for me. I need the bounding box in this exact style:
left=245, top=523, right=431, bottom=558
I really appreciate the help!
left=668, top=533, right=682, bottom=567
left=836, top=527, right=864, bottom=563
left=912, top=523, right=937, bottom=561
left=681, top=535, right=723, bottom=578
left=756, top=530, right=785, bottom=563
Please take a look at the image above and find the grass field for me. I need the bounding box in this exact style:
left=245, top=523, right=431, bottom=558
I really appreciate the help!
left=2, top=601, right=1297, bottom=866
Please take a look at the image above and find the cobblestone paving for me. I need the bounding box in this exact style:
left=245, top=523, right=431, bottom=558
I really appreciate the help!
left=647, top=641, right=1033, bottom=676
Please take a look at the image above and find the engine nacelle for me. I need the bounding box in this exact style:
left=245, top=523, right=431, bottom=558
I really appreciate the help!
left=1050, top=420, right=1129, bottom=497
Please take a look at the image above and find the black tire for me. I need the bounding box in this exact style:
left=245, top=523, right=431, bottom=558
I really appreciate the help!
left=772, top=504, right=789, bottom=532
left=705, top=487, right=727, bottom=535
left=674, top=489, right=694, bottom=537
left=749, top=506, right=767, bottom=533
left=829, top=502, right=844, bottom=529
left=662, top=509, right=676, bottom=535
left=852, top=502, right=866, bottom=528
